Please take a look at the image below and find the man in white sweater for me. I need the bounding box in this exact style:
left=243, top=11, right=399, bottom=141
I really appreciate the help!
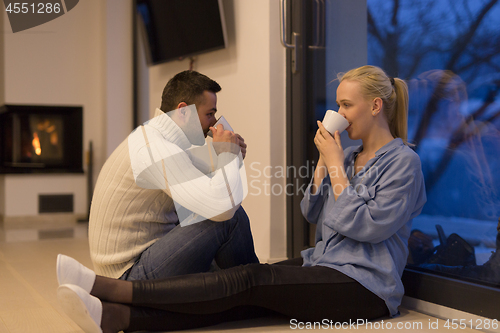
left=88, top=71, right=258, bottom=280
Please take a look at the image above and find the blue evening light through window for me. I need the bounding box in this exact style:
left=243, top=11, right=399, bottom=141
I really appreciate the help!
left=367, top=0, right=500, bottom=270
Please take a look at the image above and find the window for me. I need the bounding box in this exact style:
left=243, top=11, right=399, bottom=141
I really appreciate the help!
left=367, top=0, right=500, bottom=317
left=368, top=0, right=500, bottom=287
left=285, top=0, right=500, bottom=317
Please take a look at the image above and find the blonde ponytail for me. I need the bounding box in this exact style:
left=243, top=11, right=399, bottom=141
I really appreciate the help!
left=338, top=65, right=410, bottom=145
left=392, top=78, right=409, bottom=144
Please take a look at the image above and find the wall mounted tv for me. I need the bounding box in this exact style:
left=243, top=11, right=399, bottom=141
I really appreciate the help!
left=136, top=0, right=228, bottom=66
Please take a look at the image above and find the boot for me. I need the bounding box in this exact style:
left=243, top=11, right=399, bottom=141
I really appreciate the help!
left=426, top=233, right=476, bottom=267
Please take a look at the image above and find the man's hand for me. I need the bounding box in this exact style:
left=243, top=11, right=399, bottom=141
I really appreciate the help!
left=235, top=134, right=247, bottom=159
left=210, top=124, right=240, bottom=155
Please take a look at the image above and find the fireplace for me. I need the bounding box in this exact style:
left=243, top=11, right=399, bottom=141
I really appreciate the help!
left=0, top=104, right=83, bottom=173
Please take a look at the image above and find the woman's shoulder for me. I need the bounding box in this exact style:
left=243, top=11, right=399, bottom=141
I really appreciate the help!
left=400, top=143, right=421, bottom=162
left=386, top=140, right=423, bottom=172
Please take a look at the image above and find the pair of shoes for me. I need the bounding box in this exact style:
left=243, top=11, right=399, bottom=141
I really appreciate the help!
left=58, top=284, right=103, bottom=333
left=426, top=233, right=476, bottom=267
left=57, top=254, right=96, bottom=293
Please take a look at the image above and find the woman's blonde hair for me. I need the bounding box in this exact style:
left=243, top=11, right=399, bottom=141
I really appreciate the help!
left=338, top=65, right=410, bottom=145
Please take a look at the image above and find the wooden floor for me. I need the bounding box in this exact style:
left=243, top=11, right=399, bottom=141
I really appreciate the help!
left=0, top=237, right=483, bottom=333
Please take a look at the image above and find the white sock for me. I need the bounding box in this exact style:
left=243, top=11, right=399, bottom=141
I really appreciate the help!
left=57, top=284, right=102, bottom=333
left=57, top=254, right=96, bottom=293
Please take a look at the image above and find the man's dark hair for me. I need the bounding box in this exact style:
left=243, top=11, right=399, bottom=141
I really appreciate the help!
left=160, top=70, right=221, bottom=112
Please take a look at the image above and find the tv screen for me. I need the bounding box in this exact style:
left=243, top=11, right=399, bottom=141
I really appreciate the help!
left=136, top=0, right=228, bottom=66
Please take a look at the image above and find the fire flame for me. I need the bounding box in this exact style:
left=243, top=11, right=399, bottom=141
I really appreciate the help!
left=32, top=132, right=41, bottom=155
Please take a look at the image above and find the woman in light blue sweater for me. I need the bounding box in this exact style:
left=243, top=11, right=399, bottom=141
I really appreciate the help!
left=56, top=65, right=427, bottom=333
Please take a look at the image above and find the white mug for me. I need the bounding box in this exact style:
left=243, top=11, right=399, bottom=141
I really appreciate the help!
left=322, top=110, right=349, bottom=135
left=207, top=116, right=234, bottom=137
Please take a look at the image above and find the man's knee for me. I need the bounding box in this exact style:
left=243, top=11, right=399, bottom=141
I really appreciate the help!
left=210, top=206, right=249, bottom=227
left=231, top=206, right=249, bottom=224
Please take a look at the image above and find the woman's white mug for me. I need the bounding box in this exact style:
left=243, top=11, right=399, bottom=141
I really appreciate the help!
left=322, top=110, right=349, bottom=135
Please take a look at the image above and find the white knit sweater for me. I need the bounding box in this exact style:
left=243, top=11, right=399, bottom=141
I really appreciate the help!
left=89, top=108, right=243, bottom=278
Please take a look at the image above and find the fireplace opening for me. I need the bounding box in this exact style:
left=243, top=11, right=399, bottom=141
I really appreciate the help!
left=0, top=105, right=83, bottom=173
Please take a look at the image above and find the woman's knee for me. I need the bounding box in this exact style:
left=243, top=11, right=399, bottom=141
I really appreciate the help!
left=221, top=263, right=273, bottom=287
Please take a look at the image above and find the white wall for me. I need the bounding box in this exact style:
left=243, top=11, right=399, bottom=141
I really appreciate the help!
left=0, top=7, right=4, bottom=219
left=106, top=0, right=133, bottom=157
left=4, top=175, right=87, bottom=216
left=4, top=0, right=107, bottom=161
left=145, top=0, right=287, bottom=262
left=0, top=0, right=287, bottom=262
left=1, top=0, right=107, bottom=220
left=0, top=4, right=4, bottom=106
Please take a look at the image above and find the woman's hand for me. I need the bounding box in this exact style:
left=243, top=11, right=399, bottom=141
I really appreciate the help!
left=314, top=121, right=344, bottom=167
left=314, top=121, right=349, bottom=200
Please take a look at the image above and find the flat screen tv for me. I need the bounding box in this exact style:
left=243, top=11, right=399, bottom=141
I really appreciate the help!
left=136, top=0, right=228, bottom=66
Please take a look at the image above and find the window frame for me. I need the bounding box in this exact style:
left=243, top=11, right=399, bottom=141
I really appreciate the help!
left=402, top=268, right=500, bottom=319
